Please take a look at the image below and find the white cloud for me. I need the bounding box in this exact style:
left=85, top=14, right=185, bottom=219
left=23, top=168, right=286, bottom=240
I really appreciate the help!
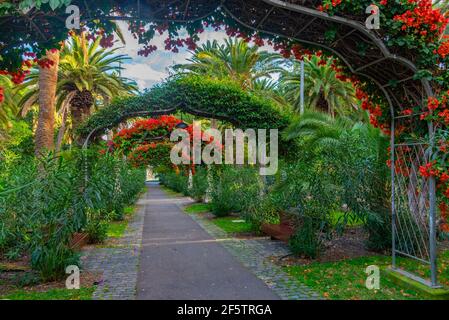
left=121, top=62, right=168, bottom=90
left=113, top=22, right=274, bottom=90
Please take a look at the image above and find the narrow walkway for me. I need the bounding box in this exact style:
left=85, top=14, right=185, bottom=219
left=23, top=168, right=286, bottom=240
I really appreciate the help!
left=136, top=184, right=280, bottom=300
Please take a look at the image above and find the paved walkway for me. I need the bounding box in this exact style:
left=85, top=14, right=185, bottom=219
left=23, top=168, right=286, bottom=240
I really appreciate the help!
left=83, top=183, right=320, bottom=300
left=136, top=184, right=280, bottom=300
left=81, top=193, right=145, bottom=300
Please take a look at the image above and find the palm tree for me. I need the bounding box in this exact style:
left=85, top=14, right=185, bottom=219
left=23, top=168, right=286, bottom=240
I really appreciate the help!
left=280, top=55, right=358, bottom=117
left=0, top=74, right=19, bottom=133
left=252, top=78, right=291, bottom=111
left=174, top=38, right=283, bottom=91
left=283, top=111, right=353, bottom=149
left=19, top=33, right=137, bottom=147
left=34, top=49, right=60, bottom=155
left=284, top=111, right=388, bottom=163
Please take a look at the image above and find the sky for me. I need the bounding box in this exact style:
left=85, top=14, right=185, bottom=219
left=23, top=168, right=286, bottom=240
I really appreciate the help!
left=113, top=22, right=274, bottom=91
left=114, top=22, right=228, bottom=91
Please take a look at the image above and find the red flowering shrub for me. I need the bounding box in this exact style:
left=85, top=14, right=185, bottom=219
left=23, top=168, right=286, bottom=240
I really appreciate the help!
left=127, top=142, right=174, bottom=169
left=110, top=115, right=222, bottom=172
left=113, top=115, right=182, bottom=153
left=393, top=0, right=447, bottom=41
left=418, top=130, right=449, bottom=232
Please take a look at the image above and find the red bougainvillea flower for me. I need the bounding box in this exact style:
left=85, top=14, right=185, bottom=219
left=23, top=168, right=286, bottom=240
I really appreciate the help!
left=401, top=109, right=413, bottom=116
left=436, top=36, right=449, bottom=58
left=419, top=161, right=439, bottom=178
left=442, top=223, right=449, bottom=233
left=393, top=0, right=448, bottom=41
left=440, top=172, right=449, bottom=183
left=428, top=97, right=440, bottom=111
left=439, top=202, right=449, bottom=232
left=114, top=115, right=182, bottom=142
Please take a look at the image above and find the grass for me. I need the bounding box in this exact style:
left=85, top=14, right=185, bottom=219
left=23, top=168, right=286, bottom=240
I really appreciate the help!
left=395, top=250, right=449, bottom=288
left=106, top=205, right=136, bottom=238
left=124, top=206, right=135, bottom=216
left=212, top=217, right=254, bottom=234
left=284, top=250, right=449, bottom=300
left=331, top=211, right=364, bottom=227
left=107, top=221, right=128, bottom=238
left=1, top=287, right=95, bottom=300
left=184, top=203, right=212, bottom=214
left=183, top=203, right=254, bottom=234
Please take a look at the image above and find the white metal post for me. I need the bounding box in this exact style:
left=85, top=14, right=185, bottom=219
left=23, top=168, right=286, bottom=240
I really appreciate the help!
left=300, top=59, right=305, bottom=115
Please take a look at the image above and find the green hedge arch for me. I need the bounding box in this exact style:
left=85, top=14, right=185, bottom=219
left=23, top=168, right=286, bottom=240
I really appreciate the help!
left=77, top=76, right=291, bottom=142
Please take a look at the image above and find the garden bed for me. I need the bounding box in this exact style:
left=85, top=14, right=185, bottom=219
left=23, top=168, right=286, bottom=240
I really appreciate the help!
left=0, top=259, right=100, bottom=300
left=183, top=203, right=260, bottom=238
left=276, top=227, right=377, bottom=266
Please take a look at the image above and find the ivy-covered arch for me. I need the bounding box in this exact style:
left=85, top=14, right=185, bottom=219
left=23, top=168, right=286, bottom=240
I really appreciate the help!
left=77, top=76, right=291, bottom=141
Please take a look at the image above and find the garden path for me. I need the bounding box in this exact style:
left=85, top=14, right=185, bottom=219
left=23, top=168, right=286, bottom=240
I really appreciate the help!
left=136, top=184, right=280, bottom=300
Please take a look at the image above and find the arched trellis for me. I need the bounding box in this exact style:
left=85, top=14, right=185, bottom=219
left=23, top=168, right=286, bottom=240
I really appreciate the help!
left=77, top=77, right=291, bottom=139
left=1, top=0, right=440, bottom=288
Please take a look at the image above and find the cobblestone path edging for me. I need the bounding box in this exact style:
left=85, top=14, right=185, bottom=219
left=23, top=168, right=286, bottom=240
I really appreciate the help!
left=80, top=193, right=147, bottom=300
left=80, top=187, right=321, bottom=300
left=187, top=209, right=322, bottom=300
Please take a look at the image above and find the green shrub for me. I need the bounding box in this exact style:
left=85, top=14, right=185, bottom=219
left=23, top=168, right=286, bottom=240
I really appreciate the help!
left=190, top=166, right=208, bottom=201
left=244, top=197, right=279, bottom=230
left=210, top=166, right=240, bottom=217
left=30, top=244, right=79, bottom=282
left=209, top=165, right=263, bottom=217
left=0, top=148, right=145, bottom=281
left=365, top=210, right=391, bottom=251
left=85, top=209, right=110, bottom=244
left=289, top=216, right=323, bottom=259
left=159, top=171, right=189, bottom=195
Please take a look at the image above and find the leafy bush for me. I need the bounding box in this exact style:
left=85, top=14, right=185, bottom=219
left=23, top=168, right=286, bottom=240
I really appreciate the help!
left=243, top=196, right=279, bottom=230
left=159, top=170, right=189, bottom=195
left=31, top=244, right=80, bottom=282
left=85, top=209, right=110, bottom=244
left=0, top=148, right=145, bottom=281
left=326, top=124, right=391, bottom=251
left=209, top=166, right=262, bottom=217
left=289, top=216, right=323, bottom=259
left=277, top=120, right=391, bottom=254
left=190, top=166, right=208, bottom=202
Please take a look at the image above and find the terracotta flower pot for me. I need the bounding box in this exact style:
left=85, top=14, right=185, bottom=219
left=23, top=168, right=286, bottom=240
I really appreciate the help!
left=69, top=232, right=90, bottom=251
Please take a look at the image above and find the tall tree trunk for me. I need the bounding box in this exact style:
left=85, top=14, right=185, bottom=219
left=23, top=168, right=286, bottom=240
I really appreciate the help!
left=70, top=89, right=94, bottom=133
left=35, top=49, right=60, bottom=156
left=316, top=93, right=329, bottom=116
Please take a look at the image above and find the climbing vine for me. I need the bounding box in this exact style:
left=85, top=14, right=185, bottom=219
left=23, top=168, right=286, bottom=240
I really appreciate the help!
left=77, top=76, right=291, bottom=139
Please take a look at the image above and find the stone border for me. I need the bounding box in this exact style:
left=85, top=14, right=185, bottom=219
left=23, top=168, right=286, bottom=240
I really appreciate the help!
left=187, top=209, right=322, bottom=300
left=80, top=188, right=321, bottom=300
left=80, top=196, right=146, bottom=300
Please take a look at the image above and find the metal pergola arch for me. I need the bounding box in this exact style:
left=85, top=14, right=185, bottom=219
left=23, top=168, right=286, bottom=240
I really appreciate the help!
left=0, top=0, right=440, bottom=287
